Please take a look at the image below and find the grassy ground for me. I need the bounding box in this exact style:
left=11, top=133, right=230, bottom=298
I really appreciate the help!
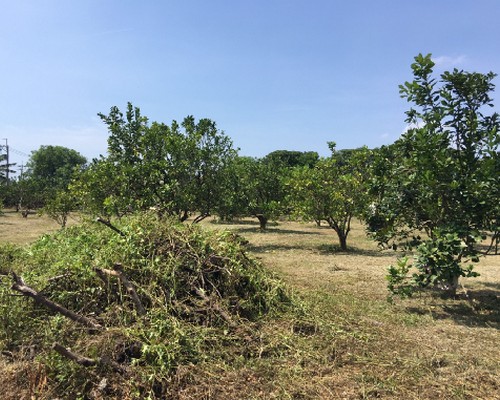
left=0, top=214, right=498, bottom=399
left=0, top=209, right=79, bottom=244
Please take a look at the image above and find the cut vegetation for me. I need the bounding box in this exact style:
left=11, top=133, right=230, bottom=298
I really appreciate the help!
left=0, top=213, right=498, bottom=399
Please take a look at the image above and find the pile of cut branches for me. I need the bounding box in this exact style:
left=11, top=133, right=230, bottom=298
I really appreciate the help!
left=0, top=212, right=294, bottom=399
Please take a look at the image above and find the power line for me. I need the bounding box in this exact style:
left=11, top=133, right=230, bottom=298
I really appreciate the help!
left=9, top=147, right=31, bottom=158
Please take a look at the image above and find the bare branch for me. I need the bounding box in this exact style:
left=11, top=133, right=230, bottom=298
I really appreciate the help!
left=94, top=264, right=146, bottom=316
left=11, top=273, right=103, bottom=331
left=96, top=217, right=126, bottom=236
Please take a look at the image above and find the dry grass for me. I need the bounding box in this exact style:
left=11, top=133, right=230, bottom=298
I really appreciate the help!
left=0, top=209, right=76, bottom=245
left=0, top=215, right=499, bottom=399
left=201, top=218, right=500, bottom=400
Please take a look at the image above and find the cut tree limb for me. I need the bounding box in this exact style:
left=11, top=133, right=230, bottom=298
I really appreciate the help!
left=96, top=217, right=126, bottom=236
left=52, top=343, right=127, bottom=374
left=52, top=343, right=96, bottom=367
left=195, top=287, right=236, bottom=328
left=10, top=273, right=103, bottom=331
left=94, top=264, right=146, bottom=316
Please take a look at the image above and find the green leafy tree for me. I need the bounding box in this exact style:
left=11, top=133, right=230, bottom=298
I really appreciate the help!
left=26, top=145, right=87, bottom=189
left=180, top=116, right=238, bottom=223
left=264, top=150, right=319, bottom=168
left=41, top=190, right=77, bottom=228
left=23, top=145, right=86, bottom=208
left=288, top=144, right=371, bottom=250
left=92, top=103, right=237, bottom=221
left=230, top=156, right=288, bottom=230
left=370, top=54, right=500, bottom=296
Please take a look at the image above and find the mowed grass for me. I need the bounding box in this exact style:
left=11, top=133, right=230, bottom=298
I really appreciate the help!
left=201, top=218, right=500, bottom=399
left=1, top=214, right=499, bottom=399
left=0, top=209, right=75, bottom=244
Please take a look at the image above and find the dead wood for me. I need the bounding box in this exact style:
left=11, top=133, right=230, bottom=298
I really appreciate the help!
left=10, top=273, right=103, bottom=331
left=94, top=264, right=146, bottom=316
left=52, top=343, right=97, bottom=367
left=52, top=343, right=127, bottom=374
left=96, top=217, right=126, bottom=236
left=195, top=288, right=236, bottom=328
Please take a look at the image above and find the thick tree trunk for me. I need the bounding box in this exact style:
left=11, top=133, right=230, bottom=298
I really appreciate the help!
left=326, top=217, right=350, bottom=251
left=179, top=210, right=189, bottom=222
left=436, top=275, right=459, bottom=297
left=338, top=234, right=348, bottom=251
left=255, top=214, right=268, bottom=230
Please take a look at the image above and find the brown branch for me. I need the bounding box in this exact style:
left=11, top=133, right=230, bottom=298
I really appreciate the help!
left=52, top=343, right=96, bottom=367
left=47, top=273, right=72, bottom=282
left=195, top=287, right=236, bottom=328
left=94, top=264, right=146, bottom=316
left=11, top=273, right=103, bottom=331
left=96, top=217, right=126, bottom=236
left=52, top=343, right=127, bottom=374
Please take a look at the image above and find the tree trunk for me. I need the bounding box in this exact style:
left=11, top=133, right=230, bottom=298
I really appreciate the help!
left=255, top=214, right=268, bottom=230
left=326, top=217, right=349, bottom=251
left=436, top=275, right=459, bottom=297
left=179, top=210, right=189, bottom=222
left=338, top=234, right=348, bottom=251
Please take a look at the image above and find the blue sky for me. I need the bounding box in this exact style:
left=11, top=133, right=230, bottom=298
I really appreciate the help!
left=2, top=0, right=500, bottom=173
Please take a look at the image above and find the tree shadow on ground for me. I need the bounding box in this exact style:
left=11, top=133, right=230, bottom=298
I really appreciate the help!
left=247, top=242, right=315, bottom=254
left=406, top=288, right=500, bottom=329
left=317, top=244, right=397, bottom=258
left=231, top=226, right=322, bottom=236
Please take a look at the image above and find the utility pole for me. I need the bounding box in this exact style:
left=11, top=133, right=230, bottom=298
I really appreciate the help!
left=19, top=163, right=25, bottom=179
left=1, top=138, right=8, bottom=183
left=4, top=138, right=9, bottom=182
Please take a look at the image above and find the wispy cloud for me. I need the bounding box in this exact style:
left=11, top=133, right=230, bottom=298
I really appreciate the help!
left=432, top=55, right=467, bottom=69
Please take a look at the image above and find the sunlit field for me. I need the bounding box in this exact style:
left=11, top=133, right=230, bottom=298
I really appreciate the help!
left=1, top=214, right=498, bottom=399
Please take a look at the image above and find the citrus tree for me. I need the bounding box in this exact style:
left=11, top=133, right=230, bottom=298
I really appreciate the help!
left=288, top=144, right=372, bottom=250
left=81, top=103, right=237, bottom=221
left=369, top=54, right=500, bottom=296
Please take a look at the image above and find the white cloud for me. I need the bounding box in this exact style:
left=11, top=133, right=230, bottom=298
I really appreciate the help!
left=432, top=55, right=467, bottom=69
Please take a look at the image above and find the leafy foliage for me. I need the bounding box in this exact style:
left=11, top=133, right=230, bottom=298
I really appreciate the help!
left=228, top=156, right=289, bottom=229
left=7, top=145, right=87, bottom=210
left=288, top=145, right=372, bottom=250
left=369, top=54, right=500, bottom=295
left=79, top=103, right=238, bottom=221
left=387, top=232, right=479, bottom=299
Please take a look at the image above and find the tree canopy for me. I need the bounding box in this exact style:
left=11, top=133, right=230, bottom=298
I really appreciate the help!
left=75, top=103, right=238, bottom=221
left=369, top=54, right=500, bottom=296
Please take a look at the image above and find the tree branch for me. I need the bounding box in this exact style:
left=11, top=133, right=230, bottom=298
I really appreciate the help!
left=96, top=218, right=126, bottom=236
left=52, top=343, right=127, bottom=374
left=11, top=273, right=103, bottom=331
left=94, top=264, right=146, bottom=316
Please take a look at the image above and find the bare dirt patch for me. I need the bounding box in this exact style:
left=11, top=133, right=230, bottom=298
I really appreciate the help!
left=0, top=209, right=64, bottom=245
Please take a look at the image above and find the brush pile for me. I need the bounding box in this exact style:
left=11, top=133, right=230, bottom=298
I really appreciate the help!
left=0, top=213, right=293, bottom=399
